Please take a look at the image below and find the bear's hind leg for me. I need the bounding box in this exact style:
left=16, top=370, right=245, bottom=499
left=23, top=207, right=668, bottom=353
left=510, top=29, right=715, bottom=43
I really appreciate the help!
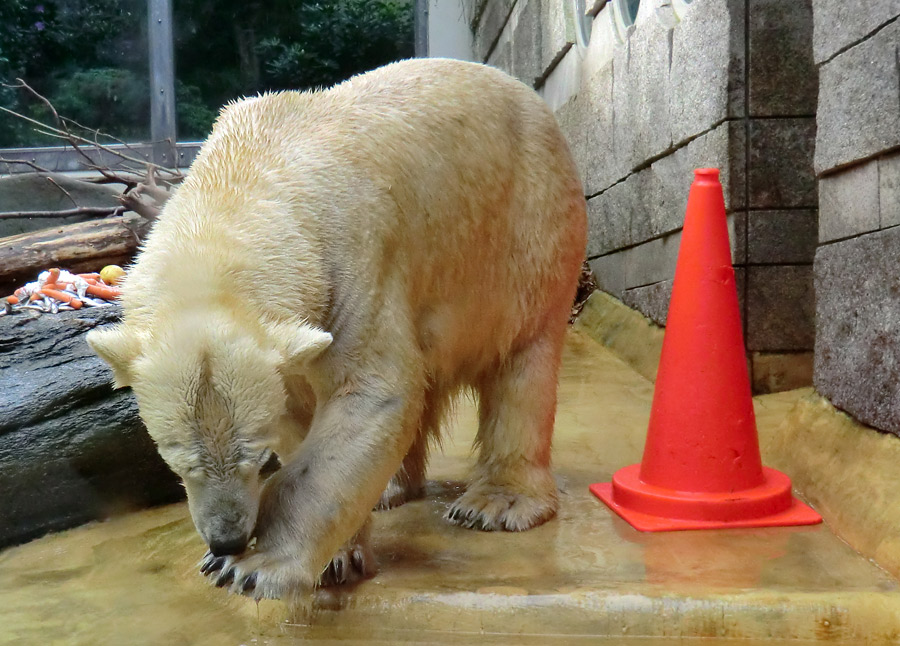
left=446, top=329, right=563, bottom=531
left=377, top=431, right=428, bottom=510
left=318, top=517, right=376, bottom=587
left=377, top=386, right=447, bottom=510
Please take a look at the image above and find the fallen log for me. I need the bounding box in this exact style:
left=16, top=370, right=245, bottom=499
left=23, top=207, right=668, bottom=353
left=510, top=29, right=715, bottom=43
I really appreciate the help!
left=0, top=213, right=150, bottom=295
left=0, top=305, right=184, bottom=548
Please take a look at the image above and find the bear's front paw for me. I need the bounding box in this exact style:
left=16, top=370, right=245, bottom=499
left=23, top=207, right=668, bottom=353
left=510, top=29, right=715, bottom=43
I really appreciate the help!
left=199, top=549, right=314, bottom=600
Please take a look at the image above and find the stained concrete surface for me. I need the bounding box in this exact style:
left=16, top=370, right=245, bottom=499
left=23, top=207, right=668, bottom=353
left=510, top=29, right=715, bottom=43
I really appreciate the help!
left=2, top=330, right=899, bottom=645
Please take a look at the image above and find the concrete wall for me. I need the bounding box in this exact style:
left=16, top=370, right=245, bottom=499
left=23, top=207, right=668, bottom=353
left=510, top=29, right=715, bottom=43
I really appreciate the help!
left=450, top=0, right=818, bottom=393
left=812, top=1, right=900, bottom=436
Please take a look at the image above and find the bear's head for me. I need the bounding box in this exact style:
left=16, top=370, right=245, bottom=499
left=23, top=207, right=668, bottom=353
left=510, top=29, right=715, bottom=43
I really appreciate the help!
left=87, top=312, right=331, bottom=556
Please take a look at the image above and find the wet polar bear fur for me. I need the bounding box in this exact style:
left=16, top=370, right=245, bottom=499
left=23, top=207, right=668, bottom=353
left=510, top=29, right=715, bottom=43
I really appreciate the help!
left=87, top=58, right=587, bottom=601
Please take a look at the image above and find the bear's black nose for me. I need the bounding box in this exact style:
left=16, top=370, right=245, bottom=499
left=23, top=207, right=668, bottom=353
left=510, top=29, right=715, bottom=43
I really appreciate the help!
left=209, top=535, right=248, bottom=557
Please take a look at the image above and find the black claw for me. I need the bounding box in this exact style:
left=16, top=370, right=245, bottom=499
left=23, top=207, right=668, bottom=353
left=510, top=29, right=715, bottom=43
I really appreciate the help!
left=351, top=550, right=365, bottom=574
left=334, top=558, right=344, bottom=583
left=241, top=573, right=258, bottom=593
left=216, top=567, right=235, bottom=588
left=203, top=556, right=226, bottom=575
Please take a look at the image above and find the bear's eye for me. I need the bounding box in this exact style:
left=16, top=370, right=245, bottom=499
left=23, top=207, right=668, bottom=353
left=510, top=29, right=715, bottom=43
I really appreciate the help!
left=260, top=452, right=282, bottom=478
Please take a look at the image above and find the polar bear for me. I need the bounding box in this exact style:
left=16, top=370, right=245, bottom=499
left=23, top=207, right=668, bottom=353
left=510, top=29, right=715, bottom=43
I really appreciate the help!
left=87, top=58, right=587, bottom=600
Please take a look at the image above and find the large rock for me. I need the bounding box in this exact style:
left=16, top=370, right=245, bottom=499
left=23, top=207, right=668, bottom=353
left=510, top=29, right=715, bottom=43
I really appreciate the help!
left=668, top=0, right=746, bottom=144
left=746, top=209, right=817, bottom=264
left=555, top=62, right=619, bottom=197
left=815, top=21, right=900, bottom=174
left=818, top=159, right=880, bottom=243
left=584, top=120, right=744, bottom=258
left=746, top=265, right=815, bottom=352
left=540, top=0, right=574, bottom=75
left=814, top=228, right=900, bottom=436
left=812, top=0, right=900, bottom=64
left=0, top=173, right=123, bottom=238
left=0, top=306, right=183, bottom=548
left=748, top=118, right=817, bottom=208
left=749, top=0, right=816, bottom=116
left=510, top=0, right=543, bottom=85
left=878, top=151, right=900, bottom=228
left=474, top=0, right=516, bottom=62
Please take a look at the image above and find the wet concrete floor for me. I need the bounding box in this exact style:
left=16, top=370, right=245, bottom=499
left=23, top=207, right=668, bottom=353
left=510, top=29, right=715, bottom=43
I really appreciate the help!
left=2, top=330, right=899, bottom=645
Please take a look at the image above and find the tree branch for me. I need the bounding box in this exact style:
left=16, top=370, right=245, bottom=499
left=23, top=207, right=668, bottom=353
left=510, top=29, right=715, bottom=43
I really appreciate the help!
left=45, top=176, right=79, bottom=208
left=0, top=80, right=181, bottom=227
left=0, top=206, right=126, bottom=220
left=0, top=158, right=51, bottom=173
left=1, top=80, right=184, bottom=180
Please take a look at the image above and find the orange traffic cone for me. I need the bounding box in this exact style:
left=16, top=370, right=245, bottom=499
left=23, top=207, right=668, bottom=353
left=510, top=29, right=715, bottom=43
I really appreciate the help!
left=591, top=168, right=821, bottom=531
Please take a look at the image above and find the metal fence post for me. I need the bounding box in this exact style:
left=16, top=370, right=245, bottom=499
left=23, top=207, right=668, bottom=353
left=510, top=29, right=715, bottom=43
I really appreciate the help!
left=414, top=0, right=429, bottom=57
left=148, top=0, right=177, bottom=166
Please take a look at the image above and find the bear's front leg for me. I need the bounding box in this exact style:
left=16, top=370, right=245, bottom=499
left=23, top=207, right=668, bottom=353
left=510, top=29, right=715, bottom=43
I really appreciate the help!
left=201, top=376, right=421, bottom=600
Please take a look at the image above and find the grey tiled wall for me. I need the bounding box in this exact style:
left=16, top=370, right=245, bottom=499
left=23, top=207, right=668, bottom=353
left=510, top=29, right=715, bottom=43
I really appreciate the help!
left=812, top=0, right=900, bottom=435
left=468, top=0, right=819, bottom=392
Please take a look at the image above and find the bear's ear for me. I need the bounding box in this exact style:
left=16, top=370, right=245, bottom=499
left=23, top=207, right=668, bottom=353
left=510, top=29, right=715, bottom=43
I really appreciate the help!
left=266, top=321, right=333, bottom=371
left=86, top=325, right=142, bottom=388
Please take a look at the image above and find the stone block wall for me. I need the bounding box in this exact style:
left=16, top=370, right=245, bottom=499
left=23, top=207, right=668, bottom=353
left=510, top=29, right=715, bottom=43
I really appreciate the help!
left=812, top=2, right=900, bottom=436
left=460, top=0, right=818, bottom=392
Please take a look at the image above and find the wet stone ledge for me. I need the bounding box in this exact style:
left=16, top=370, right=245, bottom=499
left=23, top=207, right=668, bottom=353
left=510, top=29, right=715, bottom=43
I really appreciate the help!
left=0, top=305, right=183, bottom=548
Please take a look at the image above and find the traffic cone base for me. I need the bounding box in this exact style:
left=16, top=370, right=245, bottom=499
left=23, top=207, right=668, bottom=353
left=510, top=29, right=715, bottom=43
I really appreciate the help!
left=590, top=466, right=822, bottom=532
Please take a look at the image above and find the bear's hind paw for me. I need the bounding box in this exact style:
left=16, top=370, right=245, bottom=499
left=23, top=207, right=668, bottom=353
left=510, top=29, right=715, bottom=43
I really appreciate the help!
left=446, top=482, right=558, bottom=532
left=375, top=476, right=424, bottom=510
left=317, top=539, right=376, bottom=588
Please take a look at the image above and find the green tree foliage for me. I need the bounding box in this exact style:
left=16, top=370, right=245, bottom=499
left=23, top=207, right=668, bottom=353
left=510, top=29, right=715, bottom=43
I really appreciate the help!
left=0, top=0, right=413, bottom=147
left=0, top=0, right=142, bottom=146
left=257, top=0, right=414, bottom=90
left=174, top=0, right=413, bottom=110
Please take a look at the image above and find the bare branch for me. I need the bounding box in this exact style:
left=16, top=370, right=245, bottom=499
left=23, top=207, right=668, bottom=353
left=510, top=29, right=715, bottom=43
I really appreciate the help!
left=0, top=106, right=68, bottom=138
left=0, top=206, right=126, bottom=220
left=0, top=101, right=173, bottom=177
left=141, top=184, right=171, bottom=204
left=0, top=158, right=51, bottom=173
left=1, top=80, right=185, bottom=218
left=83, top=173, right=142, bottom=188
left=60, top=117, right=183, bottom=180
left=119, top=191, right=161, bottom=221
left=2, top=80, right=187, bottom=186
left=61, top=115, right=135, bottom=149
left=6, top=79, right=63, bottom=130
left=45, top=176, right=78, bottom=207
